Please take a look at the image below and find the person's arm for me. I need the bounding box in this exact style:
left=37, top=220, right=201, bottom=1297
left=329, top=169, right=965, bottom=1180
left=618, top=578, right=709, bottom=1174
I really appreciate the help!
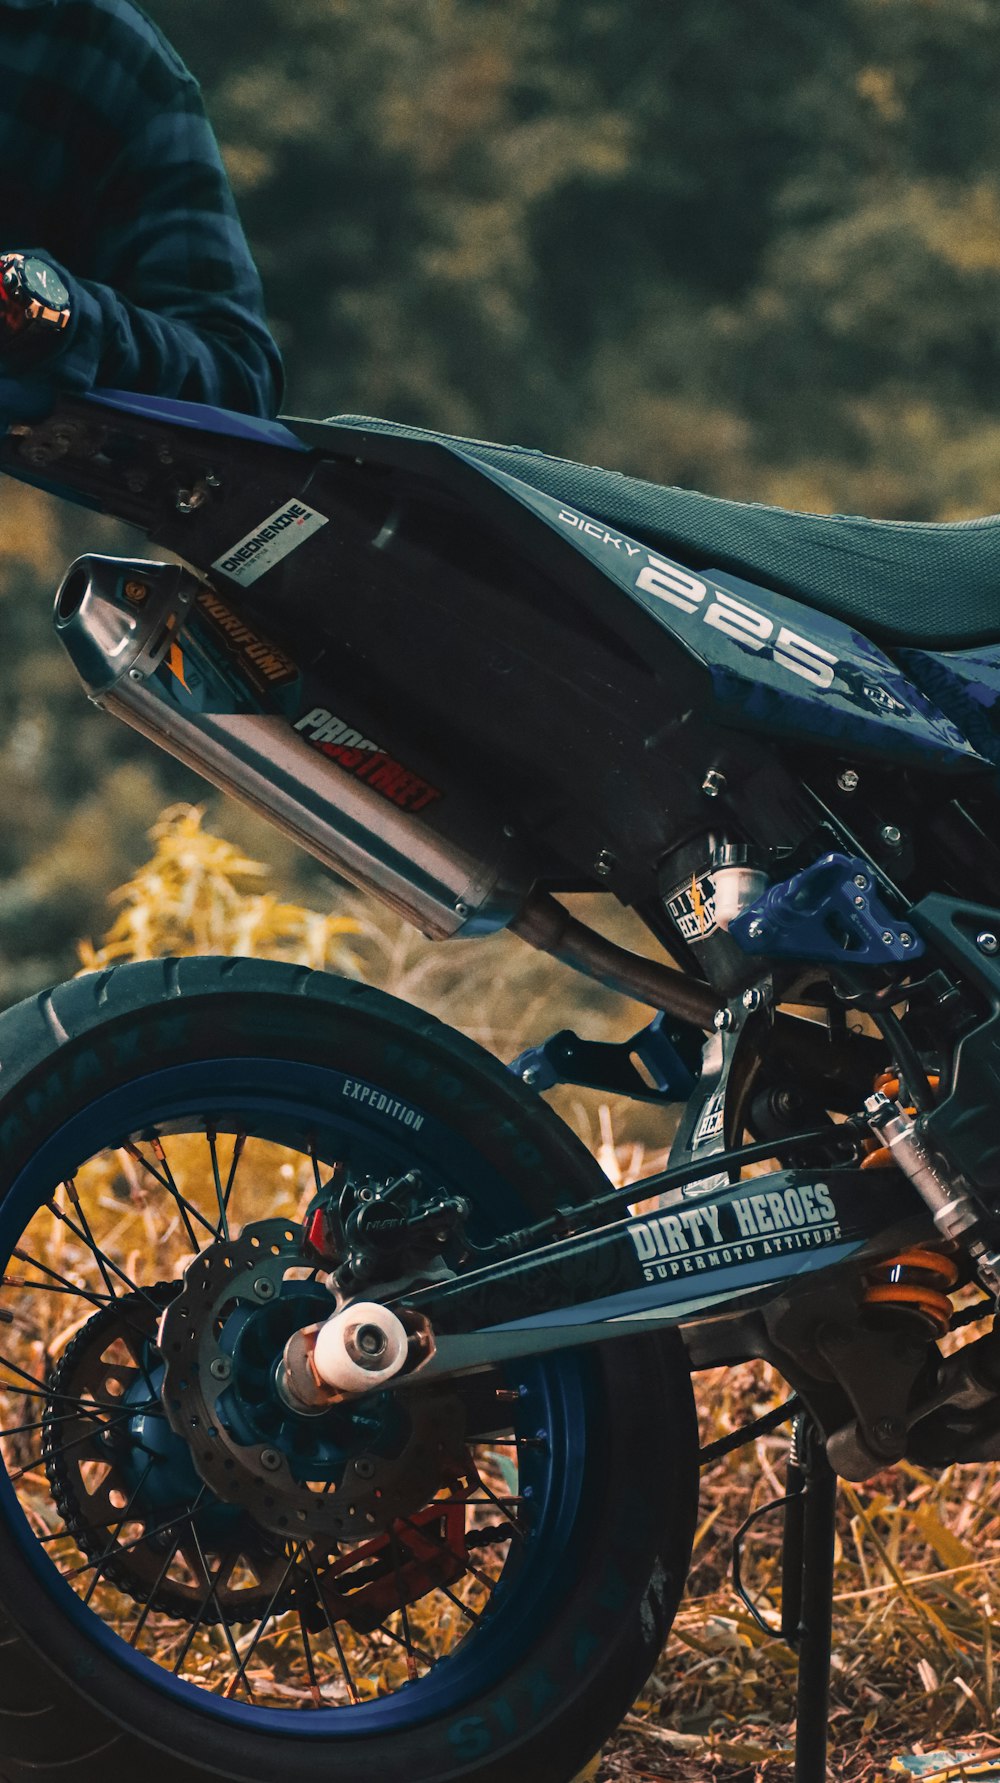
left=1, top=12, right=283, bottom=418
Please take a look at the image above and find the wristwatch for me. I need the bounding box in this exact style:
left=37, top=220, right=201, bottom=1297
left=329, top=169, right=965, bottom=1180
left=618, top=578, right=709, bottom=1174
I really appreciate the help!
left=0, top=253, right=72, bottom=347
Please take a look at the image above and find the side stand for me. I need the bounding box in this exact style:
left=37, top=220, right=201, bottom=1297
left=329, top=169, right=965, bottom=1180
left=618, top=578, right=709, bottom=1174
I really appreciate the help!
left=781, top=1415, right=838, bottom=1783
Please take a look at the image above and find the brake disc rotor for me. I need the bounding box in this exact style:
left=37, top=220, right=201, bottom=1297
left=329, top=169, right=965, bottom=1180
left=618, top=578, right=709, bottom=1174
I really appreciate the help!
left=159, top=1219, right=468, bottom=1543
left=43, top=1288, right=293, bottom=1623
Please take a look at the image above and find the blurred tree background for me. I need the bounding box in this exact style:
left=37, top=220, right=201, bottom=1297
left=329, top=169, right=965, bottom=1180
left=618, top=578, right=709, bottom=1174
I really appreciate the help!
left=4, top=0, right=1000, bottom=998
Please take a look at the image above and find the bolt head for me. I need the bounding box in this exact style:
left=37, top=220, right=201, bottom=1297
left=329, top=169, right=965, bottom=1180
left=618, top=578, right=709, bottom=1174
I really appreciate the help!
left=881, top=930, right=894, bottom=946
left=854, top=874, right=868, bottom=889
left=454, top=901, right=469, bottom=920
left=522, top=1065, right=540, bottom=1087
left=594, top=850, right=615, bottom=877
left=355, top=1324, right=388, bottom=1359
left=746, top=917, right=767, bottom=940
left=978, top=932, right=1000, bottom=955
left=742, top=987, right=764, bottom=1012
left=259, top=1448, right=283, bottom=1473
left=900, top=932, right=914, bottom=948
left=881, top=824, right=903, bottom=848
left=854, top=895, right=866, bottom=908
left=252, top=1276, right=276, bottom=1302
left=702, top=768, right=727, bottom=799
left=713, top=1007, right=735, bottom=1032
left=837, top=769, right=860, bottom=793
left=209, top=1356, right=232, bottom=1382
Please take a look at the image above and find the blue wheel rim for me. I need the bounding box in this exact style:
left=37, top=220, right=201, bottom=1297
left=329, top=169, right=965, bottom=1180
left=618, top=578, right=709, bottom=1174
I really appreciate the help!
left=0, top=1057, right=596, bottom=1737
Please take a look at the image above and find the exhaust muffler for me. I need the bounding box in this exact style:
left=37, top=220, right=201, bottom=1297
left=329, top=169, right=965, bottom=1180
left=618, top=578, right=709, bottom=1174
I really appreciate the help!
left=54, top=556, right=532, bottom=939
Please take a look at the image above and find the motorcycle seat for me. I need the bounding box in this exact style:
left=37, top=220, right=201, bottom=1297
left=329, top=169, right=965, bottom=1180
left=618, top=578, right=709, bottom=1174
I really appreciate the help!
left=329, top=415, right=1000, bottom=651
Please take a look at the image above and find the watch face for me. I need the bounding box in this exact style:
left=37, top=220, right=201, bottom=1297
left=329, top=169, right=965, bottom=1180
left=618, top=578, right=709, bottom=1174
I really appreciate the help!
left=22, top=257, right=69, bottom=310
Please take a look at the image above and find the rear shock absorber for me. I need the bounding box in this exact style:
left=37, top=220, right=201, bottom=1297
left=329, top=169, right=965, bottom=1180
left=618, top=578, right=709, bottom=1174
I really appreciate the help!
left=865, top=1090, right=1000, bottom=1299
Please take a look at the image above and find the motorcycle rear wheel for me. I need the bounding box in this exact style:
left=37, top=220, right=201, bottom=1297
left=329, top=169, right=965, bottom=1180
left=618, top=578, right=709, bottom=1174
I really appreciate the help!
left=0, top=957, right=698, bottom=1783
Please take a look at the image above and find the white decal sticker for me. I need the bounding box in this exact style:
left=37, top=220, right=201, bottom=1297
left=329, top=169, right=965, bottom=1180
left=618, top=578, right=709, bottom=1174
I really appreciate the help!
left=213, top=500, right=329, bottom=587
left=627, top=1182, right=842, bottom=1282
left=341, top=1078, right=425, bottom=1131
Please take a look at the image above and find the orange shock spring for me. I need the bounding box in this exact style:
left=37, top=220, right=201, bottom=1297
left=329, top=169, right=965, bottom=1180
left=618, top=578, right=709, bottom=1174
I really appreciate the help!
left=862, top=1248, right=959, bottom=1336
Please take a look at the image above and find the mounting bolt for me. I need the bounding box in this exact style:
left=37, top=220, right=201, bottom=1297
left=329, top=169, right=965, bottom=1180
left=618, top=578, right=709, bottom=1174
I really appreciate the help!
left=978, top=932, right=1000, bottom=955
left=209, top=1357, right=232, bottom=1382
left=900, top=931, right=914, bottom=948
left=873, top=1416, right=904, bottom=1446
left=837, top=769, right=860, bottom=793
left=454, top=901, right=469, bottom=920
left=746, top=918, right=767, bottom=941
left=741, top=988, right=764, bottom=1012
left=854, top=895, right=866, bottom=908
left=713, top=1007, right=735, bottom=1032
left=354, top=1457, right=377, bottom=1480
left=853, top=874, right=868, bottom=889
left=881, top=930, right=894, bottom=946
left=128, top=667, right=143, bottom=681
left=702, top=768, right=727, bottom=799
left=881, top=824, right=903, bottom=848
left=521, top=1065, right=541, bottom=1087
left=259, top=1448, right=283, bottom=1472
left=252, top=1276, right=276, bottom=1302
left=594, top=849, right=616, bottom=878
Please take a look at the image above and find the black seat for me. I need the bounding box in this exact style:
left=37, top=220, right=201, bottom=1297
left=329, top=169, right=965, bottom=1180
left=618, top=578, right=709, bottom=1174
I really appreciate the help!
left=326, top=415, right=1000, bottom=650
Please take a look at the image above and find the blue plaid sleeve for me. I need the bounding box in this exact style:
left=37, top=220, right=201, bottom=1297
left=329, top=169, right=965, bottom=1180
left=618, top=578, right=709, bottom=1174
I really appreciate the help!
left=0, top=0, right=283, bottom=418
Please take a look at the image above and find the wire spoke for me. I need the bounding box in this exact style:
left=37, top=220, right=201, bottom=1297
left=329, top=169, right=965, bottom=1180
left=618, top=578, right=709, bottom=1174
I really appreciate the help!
left=129, top=1525, right=189, bottom=1647
left=302, top=1545, right=361, bottom=1705
left=472, top=1472, right=529, bottom=1541
left=63, top=1179, right=118, bottom=1303
left=0, top=1408, right=84, bottom=1442
left=82, top=1457, right=156, bottom=1607
left=59, top=1497, right=205, bottom=1583
left=2, top=1274, right=114, bottom=1302
left=11, top=1250, right=115, bottom=1315
left=123, top=1141, right=214, bottom=1249
left=390, top=1532, right=420, bottom=1680
left=221, top=1132, right=246, bottom=1232
left=184, top=1527, right=251, bottom=1695
left=298, top=1605, right=323, bottom=1707
left=205, top=1129, right=230, bottom=1245
left=42, top=1203, right=160, bottom=1311
left=224, top=1543, right=302, bottom=1699
left=6, top=1404, right=137, bottom=1485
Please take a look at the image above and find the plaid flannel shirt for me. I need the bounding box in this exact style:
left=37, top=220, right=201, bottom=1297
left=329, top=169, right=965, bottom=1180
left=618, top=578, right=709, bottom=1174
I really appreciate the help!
left=0, top=0, right=282, bottom=417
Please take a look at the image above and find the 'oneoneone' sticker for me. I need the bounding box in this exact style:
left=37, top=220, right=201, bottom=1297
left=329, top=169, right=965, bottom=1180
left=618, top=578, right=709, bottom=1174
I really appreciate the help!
left=212, top=500, right=329, bottom=587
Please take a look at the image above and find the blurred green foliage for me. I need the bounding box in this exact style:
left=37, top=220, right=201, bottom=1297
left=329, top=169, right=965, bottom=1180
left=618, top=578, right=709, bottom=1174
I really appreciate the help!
left=4, top=0, right=1000, bottom=996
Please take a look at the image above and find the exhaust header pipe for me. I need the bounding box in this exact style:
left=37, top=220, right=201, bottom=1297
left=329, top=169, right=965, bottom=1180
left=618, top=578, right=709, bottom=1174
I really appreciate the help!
left=54, top=556, right=533, bottom=940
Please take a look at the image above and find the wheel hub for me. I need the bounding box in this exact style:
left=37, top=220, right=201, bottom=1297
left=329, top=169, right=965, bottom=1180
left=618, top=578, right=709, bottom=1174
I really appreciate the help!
left=159, top=1219, right=468, bottom=1542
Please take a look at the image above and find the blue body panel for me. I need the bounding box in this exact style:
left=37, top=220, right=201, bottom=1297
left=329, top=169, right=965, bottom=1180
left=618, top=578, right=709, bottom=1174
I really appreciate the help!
left=898, top=645, right=1000, bottom=770
left=85, top=387, right=309, bottom=454
left=28, top=393, right=1000, bottom=775
left=468, top=462, right=987, bottom=773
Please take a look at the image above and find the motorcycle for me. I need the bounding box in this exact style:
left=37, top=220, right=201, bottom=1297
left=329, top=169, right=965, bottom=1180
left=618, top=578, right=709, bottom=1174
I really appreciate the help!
left=1, top=388, right=1000, bottom=1782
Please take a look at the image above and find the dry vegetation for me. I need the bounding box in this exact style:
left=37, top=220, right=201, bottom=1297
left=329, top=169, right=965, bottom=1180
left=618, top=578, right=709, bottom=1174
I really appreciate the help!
left=9, top=805, right=1000, bottom=1781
